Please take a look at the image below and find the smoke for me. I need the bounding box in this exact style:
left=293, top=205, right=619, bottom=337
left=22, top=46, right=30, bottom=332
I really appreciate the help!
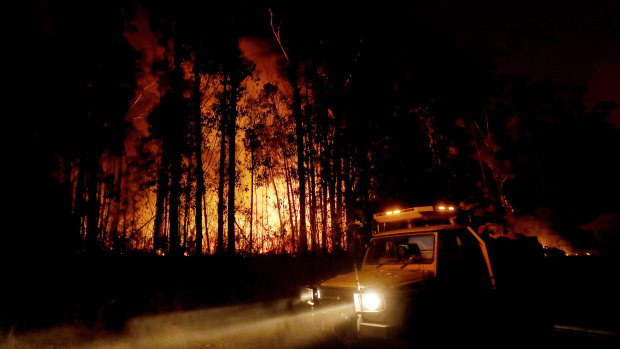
left=1, top=300, right=354, bottom=349
left=123, top=5, right=165, bottom=152
left=581, top=212, right=620, bottom=255
left=239, top=37, right=289, bottom=93
left=505, top=215, right=574, bottom=254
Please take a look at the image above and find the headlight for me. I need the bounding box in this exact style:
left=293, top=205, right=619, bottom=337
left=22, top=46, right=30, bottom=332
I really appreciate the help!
left=354, top=292, right=386, bottom=312
left=301, top=287, right=320, bottom=305
left=300, top=287, right=314, bottom=304
left=362, top=293, right=383, bottom=311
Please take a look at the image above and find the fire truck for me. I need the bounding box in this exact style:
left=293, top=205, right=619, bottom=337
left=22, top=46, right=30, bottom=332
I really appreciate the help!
left=302, top=205, right=498, bottom=342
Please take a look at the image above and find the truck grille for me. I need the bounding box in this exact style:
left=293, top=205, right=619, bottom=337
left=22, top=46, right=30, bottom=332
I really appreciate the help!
left=318, top=286, right=355, bottom=305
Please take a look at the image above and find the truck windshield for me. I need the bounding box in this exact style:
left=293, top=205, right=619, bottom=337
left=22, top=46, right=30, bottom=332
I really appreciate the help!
left=377, top=219, right=451, bottom=233
left=365, top=234, right=435, bottom=266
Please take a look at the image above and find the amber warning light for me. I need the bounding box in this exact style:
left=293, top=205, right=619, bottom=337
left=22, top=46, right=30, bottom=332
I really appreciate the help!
left=373, top=205, right=458, bottom=224
left=436, top=205, right=455, bottom=211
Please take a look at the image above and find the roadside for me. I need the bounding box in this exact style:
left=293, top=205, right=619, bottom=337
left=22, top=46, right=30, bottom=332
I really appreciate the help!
left=1, top=252, right=618, bottom=349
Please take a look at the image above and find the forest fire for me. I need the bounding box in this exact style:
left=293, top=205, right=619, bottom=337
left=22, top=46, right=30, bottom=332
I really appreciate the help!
left=13, top=0, right=617, bottom=261
left=7, top=1, right=620, bottom=346
left=55, top=4, right=349, bottom=257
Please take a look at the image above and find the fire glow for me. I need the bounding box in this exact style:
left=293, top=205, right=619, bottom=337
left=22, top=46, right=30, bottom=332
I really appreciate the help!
left=58, top=9, right=348, bottom=256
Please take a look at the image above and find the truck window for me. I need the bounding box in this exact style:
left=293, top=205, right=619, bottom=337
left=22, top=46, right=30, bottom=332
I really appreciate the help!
left=366, top=234, right=435, bottom=265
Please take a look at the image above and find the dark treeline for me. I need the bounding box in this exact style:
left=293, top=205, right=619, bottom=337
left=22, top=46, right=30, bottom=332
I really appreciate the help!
left=6, top=0, right=620, bottom=260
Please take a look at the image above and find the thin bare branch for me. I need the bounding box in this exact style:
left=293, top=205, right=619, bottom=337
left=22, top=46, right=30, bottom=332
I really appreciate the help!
left=268, top=8, right=290, bottom=62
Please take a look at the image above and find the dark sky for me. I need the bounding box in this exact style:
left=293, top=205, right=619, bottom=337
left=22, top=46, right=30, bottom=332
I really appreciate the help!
left=284, top=0, right=620, bottom=123
left=14, top=0, right=620, bottom=125
left=392, top=0, right=620, bottom=126
left=258, top=0, right=620, bottom=128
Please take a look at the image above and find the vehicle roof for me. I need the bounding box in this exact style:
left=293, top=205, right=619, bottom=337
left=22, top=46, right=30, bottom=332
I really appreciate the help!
left=372, top=224, right=467, bottom=239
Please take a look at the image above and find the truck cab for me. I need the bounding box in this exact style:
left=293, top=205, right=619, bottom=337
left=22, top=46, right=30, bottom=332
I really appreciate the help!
left=305, top=205, right=496, bottom=341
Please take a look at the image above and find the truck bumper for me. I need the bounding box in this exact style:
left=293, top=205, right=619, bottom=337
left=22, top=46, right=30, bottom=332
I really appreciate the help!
left=357, top=315, right=398, bottom=339
left=311, top=304, right=357, bottom=333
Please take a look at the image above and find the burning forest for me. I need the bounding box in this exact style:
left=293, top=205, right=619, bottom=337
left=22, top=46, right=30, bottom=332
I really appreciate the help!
left=4, top=0, right=620, bottom=346
left=10, top=0, right=619, bottom=259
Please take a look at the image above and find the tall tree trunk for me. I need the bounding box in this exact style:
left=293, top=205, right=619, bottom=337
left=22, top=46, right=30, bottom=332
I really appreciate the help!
left=343, top=151, right=353, bottom=251
left=168, top=115, right=182, bottom=256
left=99, top=173, right=112, bottom=249
left=283, top=154, right=297, bottom=253
left=65, top=158, right=80, bottom=253
left=256, top=185, right=261, bottom=252
left=194, top=57, right=204, bottom=256
left=153, top=149, right=169, bottom=254
left=328, top=162, right=337, bottom=253
left=114, top=153, right=127, bottom=253
left=270, top=168, right=285, bottom=249
left=112, top=153, right=123, bottom=248
left=305, top=61, right=317, bottom=253
left=217, top=72, right=229, bottom=255
left=320, top=145, right=328, bottom=254
left=183, top=179, right=191, bottom=254
left=288, top=63, right=308, bottom=254
left=75, top=162, right=86, bottom=246
left=163, top=196, right=169, bottom=249
left=308, top=134, right=318, bottom=253
left=227, top=67, right=238, bottom=256
left=262, top=187, right=267, bottom=249
left=323, top=115, right=338, bottom=253
left=267, top=9, right=307, bottom=253
left=85, top=151, right=100, bottom=254
left=168, top=33, right=184, bottom=257
left=249, top=148, right=254, bottom=254
left=318, top=96, right=334, bottom=254
left=122, top=173, right=129, bottom=246
left=358, top=147, right=372, bottom=239
left=333, top=112, right=343, bottom=252
left=203, top=194, right=209, bottom=254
